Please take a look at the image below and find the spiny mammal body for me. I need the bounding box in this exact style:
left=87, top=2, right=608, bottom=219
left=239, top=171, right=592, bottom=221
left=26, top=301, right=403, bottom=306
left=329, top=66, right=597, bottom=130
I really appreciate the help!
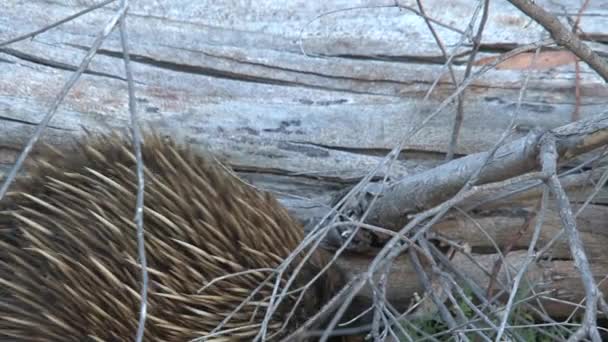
left=0, top=132, right=344, bottom=341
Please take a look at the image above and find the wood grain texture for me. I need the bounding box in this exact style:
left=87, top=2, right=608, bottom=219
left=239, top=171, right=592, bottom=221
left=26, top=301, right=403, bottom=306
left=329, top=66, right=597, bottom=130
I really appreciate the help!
left=1, top=0, right=608, bottom=321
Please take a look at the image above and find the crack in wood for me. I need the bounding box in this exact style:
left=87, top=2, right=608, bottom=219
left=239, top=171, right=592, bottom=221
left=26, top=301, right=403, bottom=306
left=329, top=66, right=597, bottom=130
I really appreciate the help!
left=64, top=43, right=406, bottom=96
left=0, top=47, right=126, bottom=81
left=0, top=115, right=71, bottom=131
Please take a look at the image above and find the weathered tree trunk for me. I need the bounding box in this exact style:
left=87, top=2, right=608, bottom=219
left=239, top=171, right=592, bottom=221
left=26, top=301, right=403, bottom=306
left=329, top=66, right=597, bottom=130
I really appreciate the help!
left=2, top=0, right=608, bottom=328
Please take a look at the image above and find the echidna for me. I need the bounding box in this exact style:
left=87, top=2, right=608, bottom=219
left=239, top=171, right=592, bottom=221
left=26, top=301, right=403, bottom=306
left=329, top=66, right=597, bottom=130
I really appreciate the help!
left=0, top=132, right=345, bottom=341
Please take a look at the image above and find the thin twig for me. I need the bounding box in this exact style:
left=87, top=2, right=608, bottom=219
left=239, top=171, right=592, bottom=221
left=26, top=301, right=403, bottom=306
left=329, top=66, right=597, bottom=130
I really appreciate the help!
left=323, top=41, right=549, bottom=337
left=446, top=0, right=490, bottom=161
left=278, top=275, right=363, bottom=342
left=298, top=3, right=464, bottom=58
left=408, top=248, right=463, bottom=340
left=574, top=167, right=608, bottom=217
left=482, top=45, right=541, bottom=300
left=422, top=0, right=485, bottom=102
left=507, top=0, right=608, bottom=82
left=0, top=2, right=128, bottom=202
left=415, top=0, right=465, bottom=160
left=540, top=134, right=602, bottom=342
left=485, top=202, right=538, bottom=298
left=570, top=0, right=590, bottom=122
left=117, top=2, right=148, bottom=341
left=464, top=152, right=608, bottom=212
left=494, top=190, right=548, bottom=341
left=0, top=0, right=116, bottom=47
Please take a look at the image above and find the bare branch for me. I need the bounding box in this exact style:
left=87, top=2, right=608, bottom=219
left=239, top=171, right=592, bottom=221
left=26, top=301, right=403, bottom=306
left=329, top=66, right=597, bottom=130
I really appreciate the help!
left=507, top=0, right=608, bottom=82
left=278, top=275, right=362, bottom=342
left=408, top=247, right=463, bottom=340
left=495, top=190, right=548, bottom=341
left=0, top=3, right=129, bottom=202
left=540, top=134, right=602, bottom=342
left=0, top=0, right=116, bottom=48
left=362, top=114, right=608, bottom=231
left=446, top=0, right=490, bottom=161
left=117, top=3, right=148, bottom=341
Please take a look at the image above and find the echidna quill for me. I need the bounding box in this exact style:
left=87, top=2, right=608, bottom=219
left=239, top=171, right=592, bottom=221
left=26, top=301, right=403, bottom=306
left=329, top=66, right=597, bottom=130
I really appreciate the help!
left=0, top=132, right=345, bottom=341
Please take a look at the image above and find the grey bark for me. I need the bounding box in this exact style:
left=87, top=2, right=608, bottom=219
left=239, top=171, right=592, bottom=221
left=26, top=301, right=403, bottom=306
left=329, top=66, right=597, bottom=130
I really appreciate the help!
left=1, top=0, right=608, bottom=323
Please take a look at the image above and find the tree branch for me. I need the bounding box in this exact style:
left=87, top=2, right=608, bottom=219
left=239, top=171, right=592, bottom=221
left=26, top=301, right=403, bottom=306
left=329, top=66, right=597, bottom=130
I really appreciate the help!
left=507, top=0, right=608, bottom=82
left=356, top=114, right=608, bottom=231
left=540, top=134, right=601, bottom=342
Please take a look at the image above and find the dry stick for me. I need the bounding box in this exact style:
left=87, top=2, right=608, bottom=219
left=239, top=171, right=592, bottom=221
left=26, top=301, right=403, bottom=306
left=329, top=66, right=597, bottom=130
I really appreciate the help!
left=322, top=40, right=550, bottom=254
left=348, top=41, right=553, bottom=231
left=382, top=301, right=412, bottom=340
left=401, top=319, right=442, bottom=342
left=565, top=274, right=608, bottom=329
left=540, top=134, right=602, bottom=342
left=456, top=175, right=601, bottom=338
left=571, top=0, right=590, bottom=122
left=202, top=271, right=277, bottom=340
left=422, top=1, right=484, bottom=102
left=415, top=0, right=459, bottom=85
left=507, top=0, right=608, bottom=83
left=479, top=44, right=543, bottom=301
left=0, top=0, right=117, bottom=47
left=365, top=113, right=608, bottom=231
left=572, top=0, right=591, bottom=36
left=485, top=200, right=540, bottom=298
left=278, top=275, right=364, bottom=342
left=254, top=205, right=378, bottom=341
left=378, top=306, right=403, bottom=341
left=433, top=251, right=570, bottom=342
left=0, top=4, right=128, bottom=202
left=247, top=161, right=390, bottom=340
left=573, top=58, right=582, bottom=121
left=574, top=167, right=608, bottom=218
left=260, top=215, right=369, bottom=340
left=494, top=190, right=548, bottom=341
left=366, top=285, right=400, bottom=340
left=446, top=0, right=490, bottom=161
left=463, top=151, right=608, bottom=212
left=427, top=243, right=557, bottom=340
left=319, top=197, right=470, bottom=340
left=455, top=207, right=513, bottom=283
left=324, top=115, right=607, bottom=341
left=420, top=218, right=519, bottom=340
left=298, top=3, right=465, bottom=58
left=312, top=296, right=411, bottom=341
left=438, top=271, right=502, bottom=339
left=371, top=258, right=393, bottom=340
left=276, top=195, right=435, bottom=338
left=408, top=248, right=464, bottom=341
left=319, top=41, right=558, bottom=342
left=370, top=236, right=393, bottom=338
left=439, top=283, right=490, bottom=342
left=416, top=232, right=489, bottom=340
left=262, top=103, right=414, bottom=339
left=454, top=246, right=572, bottom=340
left=415, top=0, right=466, bottom=161
left=531, top=164, right=608, bottom=265
left=116, top=4, right=148, bottom=342
left=363, top=56, right=514, bottom=335
left=427, top=208, right=525, bottom=337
